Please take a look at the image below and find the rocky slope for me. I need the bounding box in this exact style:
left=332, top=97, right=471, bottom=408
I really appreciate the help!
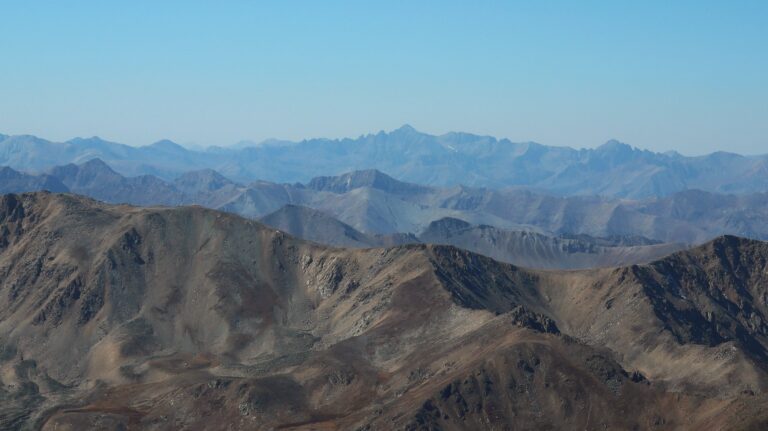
left=1, top=192, right=768, bottom=430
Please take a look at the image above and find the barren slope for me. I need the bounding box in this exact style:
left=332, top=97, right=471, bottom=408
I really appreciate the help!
left=0, top=193, right=767, bottom=430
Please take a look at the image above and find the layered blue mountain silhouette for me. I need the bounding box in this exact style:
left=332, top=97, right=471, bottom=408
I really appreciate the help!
left=3, top=126, right=767, bottom=198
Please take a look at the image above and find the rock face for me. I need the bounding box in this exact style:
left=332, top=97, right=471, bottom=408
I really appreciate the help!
left=636, top=236, right=768, bottom=359
left=1, top=192, right=768, bottom=430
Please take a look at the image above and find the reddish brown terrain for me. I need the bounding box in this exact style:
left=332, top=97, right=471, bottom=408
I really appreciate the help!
left=1, top=192, right=768, bottom=430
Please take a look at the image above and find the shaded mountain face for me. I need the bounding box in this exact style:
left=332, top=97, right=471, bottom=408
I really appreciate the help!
left=220, top=173, right=768, bottom=243
left=419, top=217, right=686, bottom=269
left=430, top=186, right=768, bottom=244
left=258, top=208, right=684, bottom=270
left=0, top=166, right=68, bottom=194
left=1, top=193, right=768, bottom=429
left=306, top=168, right=431, bottom=195
left=635, top=236, right=768, bottom=359
left=2, top=127, right=768, bottom=198
left=4, top=159, right=768, bottom=244
left=49, top=159, right=185, bottom=206
left=259, top=204, right=418, bottom=249
left=201, top=170, right=768, bottom=243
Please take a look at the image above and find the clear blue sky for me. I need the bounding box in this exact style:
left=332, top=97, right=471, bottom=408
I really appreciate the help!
left=1, top=1, right=766, bottom=154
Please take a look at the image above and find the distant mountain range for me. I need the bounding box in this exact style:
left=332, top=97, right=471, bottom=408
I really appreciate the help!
left=0, top=159, right=768, bottom=244
left=5, top=129, right=768, bottom=429
left=417, top=217, right=685, bottom=269
left=2, top=159, right=768, bottom=248
left=260, top=204, right=419, bottom=249
left=2, top=126, right=767, bottom=198
left=260, top=206, right=684, bottom=269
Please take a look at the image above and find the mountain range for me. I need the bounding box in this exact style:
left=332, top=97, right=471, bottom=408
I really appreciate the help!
left=2, top=159, right=768, bottom=247
left=261, top=206, right=684, bottom=270
left=1, top=192, right=768, bottom=429
left=3, top=126, right=768, bottom=198
left=2, top=127, right=767, bottom=429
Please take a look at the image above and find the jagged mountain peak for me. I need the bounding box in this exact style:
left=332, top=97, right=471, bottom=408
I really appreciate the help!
left=597, top=139, right=633, bottom=151
left=1, top=130, right=767, bottom=197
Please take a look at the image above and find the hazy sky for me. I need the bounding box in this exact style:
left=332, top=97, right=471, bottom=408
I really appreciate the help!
left=1, top=1, right=766, bottom=154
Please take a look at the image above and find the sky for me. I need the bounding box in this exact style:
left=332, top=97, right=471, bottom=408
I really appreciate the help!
left=0, top=1, right=766, bottom=154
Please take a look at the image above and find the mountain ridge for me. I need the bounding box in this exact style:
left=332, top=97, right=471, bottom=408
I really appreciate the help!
left=2, top=127, right=767, bottom=198
left=2, top=159, right=768, bottom=245
left=2, top=192, right=768, bottom=429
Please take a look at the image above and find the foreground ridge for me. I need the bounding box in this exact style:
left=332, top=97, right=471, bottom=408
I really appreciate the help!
left=1, top=192, right=768, bottom=429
